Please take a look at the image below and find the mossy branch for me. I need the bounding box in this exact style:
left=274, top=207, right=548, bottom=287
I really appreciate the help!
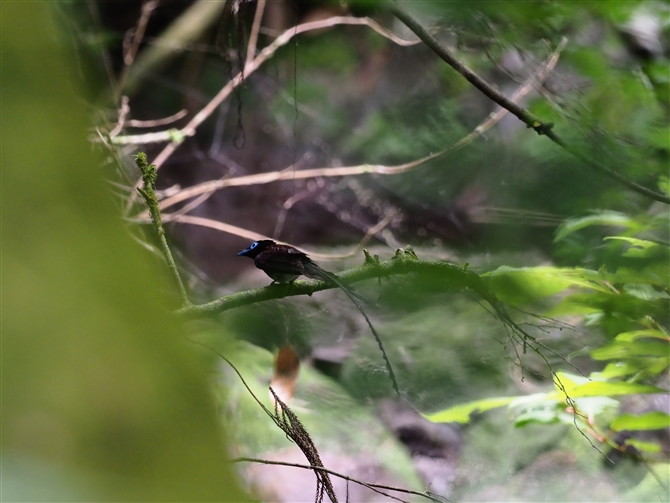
left=178, top=248, right=493, bottom=317
left=135, top=152, right=191, bottom=306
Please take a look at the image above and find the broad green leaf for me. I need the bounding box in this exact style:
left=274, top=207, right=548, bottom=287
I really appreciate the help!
left=623, top=439, right=662, bottom=453
left=573, top=396, right=620, bottom=416
left=616, top=330, right=669, bottom=342
left=423, top=396, right=516, bottom=424
left=546, top=296, right=601, bottom=317
left=611, top=412, right=670, bottom=432
left=607, top=266, right=670, bottom=288
left=603, top=236, right=659, bottom=249
left=484, top=267, right=609, bottom=305
left=562, top=381, right=666, bottom=398
left=554, top=211, right=638, bottom=242
left=509, top=392, right=559, bottom=409
left=553, top=371, right=591, bottom=393
left=595, top=359, right=669, bottom=379
left=591, top=341, right=670, bottom=360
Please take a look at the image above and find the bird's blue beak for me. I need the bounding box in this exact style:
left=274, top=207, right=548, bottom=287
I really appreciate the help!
left=237, top=248, right=251, bottom=256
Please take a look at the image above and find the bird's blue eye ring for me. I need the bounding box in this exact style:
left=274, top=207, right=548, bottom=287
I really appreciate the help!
left=250, top=241, right=258, bottom=249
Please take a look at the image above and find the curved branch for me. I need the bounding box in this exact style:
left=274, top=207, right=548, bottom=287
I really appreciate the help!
left=389, top=2, right=670, bottom=205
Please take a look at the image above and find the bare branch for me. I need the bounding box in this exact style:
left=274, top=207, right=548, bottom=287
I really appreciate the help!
left=137, top=38, right=565, bottom=217
left=126, top=109, right=187, bottom=128
left=150, top=15, right=419, bottom=171
left=155, top=213, right=391, bottom=262
left=124, top=15, right=420, bottom=213
left=109, top=96, right=130, bottom=138
left=245, top=0, right=266, bottom=68
left=116, top=0, right=160, bottom=100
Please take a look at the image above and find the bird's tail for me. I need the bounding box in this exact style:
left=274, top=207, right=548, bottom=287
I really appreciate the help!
left=304, top=262, right=400, bottom=395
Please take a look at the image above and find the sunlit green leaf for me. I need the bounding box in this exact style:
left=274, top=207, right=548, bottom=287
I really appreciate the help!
left=554, top=211, right=638, bottom=242
left=509, top=392, right=559, bottom=410
left=553, top=371, right=591, bottom=392
left=484, top=266, right=610, bottom=305
left=423, top=396, right=516, bottom=424
left=562, top=381, right=666, bottom=398
left=573, top=396, right=620, bottom=416
left=595, top=359, right=669, bottom=379
left=616, top=330, right=669, bottom=342
left=611, top=412, right=670, bottom=432
left=590, top=341, right=670, bottom=360
left=514, top=409, right=561, bottom=427
left=623, top=439, right=662, bottom=453
left=603, top=236, right=659, bottom=249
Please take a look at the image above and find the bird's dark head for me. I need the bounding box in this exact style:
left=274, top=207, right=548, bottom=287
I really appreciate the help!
left=237, top=239, right=276, bottom=259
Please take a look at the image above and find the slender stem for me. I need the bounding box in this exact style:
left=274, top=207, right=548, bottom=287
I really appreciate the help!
left=245, top=0, right=266, bottom=68
left=232, top=457, right=450, bottom=503
left=135, top=153, right=191, bottom=306
left=390, top=2, right=670, bottom=205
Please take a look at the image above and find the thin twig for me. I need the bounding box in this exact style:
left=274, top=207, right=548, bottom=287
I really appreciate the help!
left=108, top=129, right=185, bottom=145
left=232, top=457, right=449, bottom=503
left=109, top=96, right=130, bottom=138
left=246, top=0, right=266, bottom=68
left=126, top=109, right=187, bottom=128
left=389, top=2, right=670, bottom=205
left=189, top=339, right=338, bottom=503
left=116, top=0, right=159, bottom=101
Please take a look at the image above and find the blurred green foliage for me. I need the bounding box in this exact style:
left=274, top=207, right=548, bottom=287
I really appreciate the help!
left=425, top=212, right=669, bottom=482
left=3, top=4, right=248, bottom=501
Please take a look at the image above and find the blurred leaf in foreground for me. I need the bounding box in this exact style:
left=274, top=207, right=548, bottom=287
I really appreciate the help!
left=2, top=4, right=248, bottom=501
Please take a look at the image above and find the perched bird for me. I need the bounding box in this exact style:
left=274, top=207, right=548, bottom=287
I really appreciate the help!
left=237, top=239, right=399, bottom=394
left=238, top=240, right=361, bottom=295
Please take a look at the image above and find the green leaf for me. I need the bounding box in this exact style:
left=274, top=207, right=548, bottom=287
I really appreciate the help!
left=554, top=211, right=638, bottom=242
left=553, top=371, right=591, bottom=392
left=484, top=267, right=610, bottom=305
left=659, top=176, right=670, bottom=197
left=616, top=330, right=669, bottom=342
left=573, top=396, right=619, bottom=416
left=423, top=396, right=516, bottom=424
left=509, top=392, right=559, bottom=409
left=595, top=359, right=669, bottom=379
left=623, top=439, right=662, bottom=453
left=603, top=236, right=659, bottom=249
left=611, top=412, right=670, bottom=432
left=514, top=409, right=561, bottom=427
left=562, top=381, right=666, bottom=398
left=545, top=296, right=601, bottom=317
left=590, top=340, right=670, bottom=360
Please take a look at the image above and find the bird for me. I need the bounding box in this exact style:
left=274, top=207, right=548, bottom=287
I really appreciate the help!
left=237, top=239, right=399, bottom=394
